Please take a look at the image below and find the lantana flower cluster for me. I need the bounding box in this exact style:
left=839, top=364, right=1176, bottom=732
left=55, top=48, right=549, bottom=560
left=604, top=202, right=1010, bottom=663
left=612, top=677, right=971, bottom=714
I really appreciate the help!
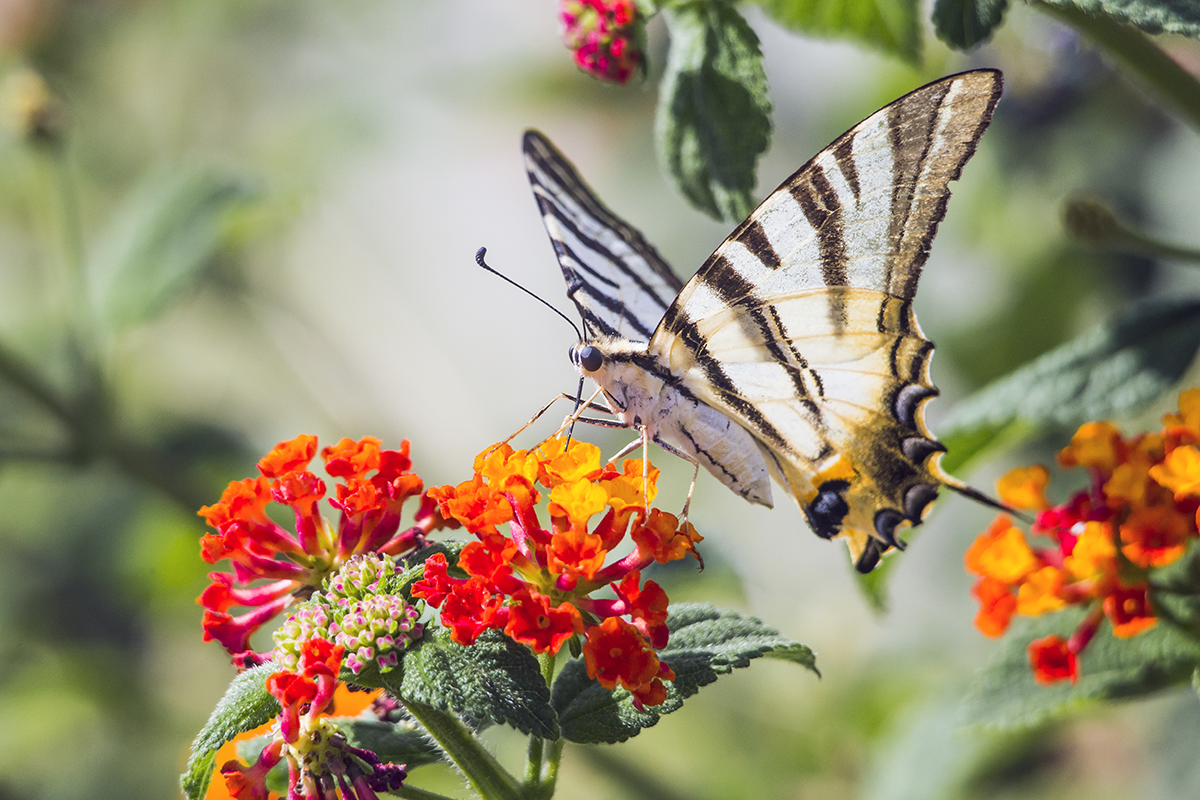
left=198, top=435, right=440, bottom=666
left=221, top=637, right=406, bottom=800
left=559, top=0, right=643, bottom=84
left=966, top=389, right=1200, bottom=684
left=413, top=437, right=703, bottom=709
left=274, top=554, right=424, bottom=676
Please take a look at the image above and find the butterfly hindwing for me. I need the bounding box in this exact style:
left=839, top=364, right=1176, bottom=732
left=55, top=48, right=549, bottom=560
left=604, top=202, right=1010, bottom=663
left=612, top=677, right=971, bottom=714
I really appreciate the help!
left=523, top=131, right=683, bottom=344
left=650, top=70, right=1002, bottom=569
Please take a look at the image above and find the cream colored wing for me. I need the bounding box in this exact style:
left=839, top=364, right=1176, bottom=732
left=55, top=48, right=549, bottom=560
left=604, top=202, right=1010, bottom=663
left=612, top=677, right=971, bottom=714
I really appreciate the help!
left=649, top=70, right=1002, bottom=571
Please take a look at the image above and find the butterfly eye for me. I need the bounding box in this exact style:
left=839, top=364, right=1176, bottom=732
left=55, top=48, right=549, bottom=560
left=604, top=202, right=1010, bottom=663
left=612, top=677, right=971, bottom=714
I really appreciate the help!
left=579, top=345, right=603, bottom=372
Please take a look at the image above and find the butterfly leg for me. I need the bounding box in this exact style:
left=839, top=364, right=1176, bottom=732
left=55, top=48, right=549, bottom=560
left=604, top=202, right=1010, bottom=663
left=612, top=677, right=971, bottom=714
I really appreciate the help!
left=489, top=391, right=613, bottom=462
left=652, top=435, right=701, bottom=527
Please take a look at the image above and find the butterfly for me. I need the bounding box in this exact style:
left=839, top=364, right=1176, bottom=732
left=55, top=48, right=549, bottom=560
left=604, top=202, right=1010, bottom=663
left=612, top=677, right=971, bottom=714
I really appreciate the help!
left=522, top=69, right=1003, bottom=572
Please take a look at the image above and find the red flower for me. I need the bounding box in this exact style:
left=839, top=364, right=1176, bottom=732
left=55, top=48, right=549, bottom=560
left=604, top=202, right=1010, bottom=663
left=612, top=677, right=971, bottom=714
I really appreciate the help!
left=1028, top=635, right=1078, bottom=684
left=967, top=390, right=1200, bottom=684
left=414, top=438, right=698, bottom=705
left=1104, top=585, right=1156, bottom=637
left=197, top=435, right=441, bottom=665
left=559, top=0, right=644, bottom=84
left=504, top=588, right=584, bottom=653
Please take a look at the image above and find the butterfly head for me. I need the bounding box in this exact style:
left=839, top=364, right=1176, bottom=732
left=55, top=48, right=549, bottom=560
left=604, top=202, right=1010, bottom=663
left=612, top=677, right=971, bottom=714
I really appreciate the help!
left=569, top=343, right=605, bottom=374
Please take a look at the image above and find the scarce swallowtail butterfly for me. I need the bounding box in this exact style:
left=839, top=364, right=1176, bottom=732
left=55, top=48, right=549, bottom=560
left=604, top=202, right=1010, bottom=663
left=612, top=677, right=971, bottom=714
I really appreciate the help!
left=523, top=69, right=1003, bottom=572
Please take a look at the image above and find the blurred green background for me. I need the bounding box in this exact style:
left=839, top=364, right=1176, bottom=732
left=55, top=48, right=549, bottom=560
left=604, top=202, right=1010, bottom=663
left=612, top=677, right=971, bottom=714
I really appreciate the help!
left=2, top=1, right=1200, bottom=799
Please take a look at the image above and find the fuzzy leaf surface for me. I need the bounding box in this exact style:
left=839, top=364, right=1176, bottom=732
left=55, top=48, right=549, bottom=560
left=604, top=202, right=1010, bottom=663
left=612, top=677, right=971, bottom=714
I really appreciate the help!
left=553, top=603, right=816, bottom=744
left=181, top=663, right=280, bottom=800
left=939, top=298, right=1200, bottom=473
left=1037, top=0, right=1200, bottom=37
left=962, top=608, right=1200, bottom=730
left=385, top=627, right=558, bottom=740
left=657, top=1, right=772, bottom=222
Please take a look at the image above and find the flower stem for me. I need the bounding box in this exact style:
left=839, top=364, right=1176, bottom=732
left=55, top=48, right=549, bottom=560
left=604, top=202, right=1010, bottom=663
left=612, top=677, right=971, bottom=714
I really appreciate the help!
left=1032, top=1, right=1200, bottom=134
left=523, top=652, right=560, bottom=796
left=402, top=699, right=523, bottom=800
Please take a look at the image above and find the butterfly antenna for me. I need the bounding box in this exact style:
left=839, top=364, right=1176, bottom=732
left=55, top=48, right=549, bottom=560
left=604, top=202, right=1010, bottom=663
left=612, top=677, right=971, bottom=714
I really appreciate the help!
left=475, top=247, right=582, bottom=342
left=475, top=246, right=587, bottom=445
left=945, top=482, right=1034, bottom=525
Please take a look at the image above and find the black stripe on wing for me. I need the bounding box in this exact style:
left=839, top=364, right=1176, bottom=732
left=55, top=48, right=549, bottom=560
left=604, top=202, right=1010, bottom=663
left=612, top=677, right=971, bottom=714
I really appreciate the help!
left=524, top=130, right=684, bottom=342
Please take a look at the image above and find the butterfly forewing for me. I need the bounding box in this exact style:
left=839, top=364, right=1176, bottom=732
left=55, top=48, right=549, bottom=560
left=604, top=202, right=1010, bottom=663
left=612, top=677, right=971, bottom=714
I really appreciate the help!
left=523, top=131, right=683, bottom=343
left=650, top=70, right=1002, bottom=569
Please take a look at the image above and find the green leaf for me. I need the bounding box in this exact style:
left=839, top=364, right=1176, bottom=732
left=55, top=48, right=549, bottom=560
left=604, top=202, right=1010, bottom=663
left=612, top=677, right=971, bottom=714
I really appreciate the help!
left=553, top=603, right=816, bottom=744
left=337, top=717, right=444, bottom=768
left=939, top=298, right=1200, bottom=473
left=181, top=663, right=280, bottom=800
left=1035, top=0, right=1200, bottom=38
left=385, top=627, right=559, bottom=740
left=932, top=0, right=1010, bottom=49
left=1149, top=540, right=1200, bottom=640
left=94, top=165, right=254, bottom=330
left=657, top=1, right=772, bottom=222
left=962, top=608, right=1200, bottom=730
left=752, top=0, right=921, bottom=62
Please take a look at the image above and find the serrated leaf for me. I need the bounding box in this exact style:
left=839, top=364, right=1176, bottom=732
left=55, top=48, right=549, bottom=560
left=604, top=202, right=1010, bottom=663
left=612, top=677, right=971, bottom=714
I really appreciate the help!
left=181, top=663, right=280, bottom=800
left=939, top=298, right=1200, bottom=473
left=94, top=165, right=254, bottom=330
left=553, top=603, right=816, bottom=744
left=933, top=0, right=1010, bottom=49
left=753, top=0, right=921, bottom=62
left=1035, top=0, right=1200, bottom=37
left=657, top=2, right=772, bottom=222
left=337, top=718, right=444, bottom=768
left=385, top=627, right=558, bottom=739
left=962, top=608, right=1200, bottom=730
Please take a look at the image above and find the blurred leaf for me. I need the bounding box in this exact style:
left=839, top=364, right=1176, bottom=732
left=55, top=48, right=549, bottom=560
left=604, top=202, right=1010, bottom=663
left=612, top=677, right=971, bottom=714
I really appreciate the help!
left=553, top=603, right=816, bottom=744
left=962, top=608, right=1200, bottom=730
left=856, top=552, right=898, bottom=613
left=337, top=718, right=444, bottom=768
left=94, top=165, right=255, bottom=330
left=1149, top=540, right=1200, bottom=639
left=1035, top=0, right=1200, bottom=37
left=753, top=0, right=921, bottom=62
left=939, top=298, right=1200, bottom=473
left=181, top=662, right=280, bottom=800
left=657, top=1, right=772, bottom=222
left=933, top=0, right=1010, bottom=49
left=385, top=627, right=559, bottom=740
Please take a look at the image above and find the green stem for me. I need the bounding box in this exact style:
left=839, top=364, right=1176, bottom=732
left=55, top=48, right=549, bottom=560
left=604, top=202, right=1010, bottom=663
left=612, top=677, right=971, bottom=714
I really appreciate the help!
left=522, top=652, right=560, bottom=797
left=539, top=738, right=565, bottom=798
left=402, top=700, right=523, bottom=800
left=1031, top=1, right=1200, bottom=133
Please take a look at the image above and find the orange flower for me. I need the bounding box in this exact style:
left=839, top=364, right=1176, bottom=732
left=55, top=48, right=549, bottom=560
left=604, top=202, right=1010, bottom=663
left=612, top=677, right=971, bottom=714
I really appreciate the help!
left=547, top=478, right=608, bottom=530
left=1119, top=505, right=1189, bottom=568
left=631, top=508, right=703, bottom=564
left=1058, top=421, right=1123, bottom=472
left=1062, top=521, right=1116, bottom=582
left=965, top=517, right=1039, bottom=584
left=972, top=577, right=1017, bottom=637
left=537, top=438, right=603, bottom=487
left=1016, top=566, right=1066, bottom=615
left=997, top=465, right=1050, bottom=510
left=1148, top=444, right=1200, bottom=500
